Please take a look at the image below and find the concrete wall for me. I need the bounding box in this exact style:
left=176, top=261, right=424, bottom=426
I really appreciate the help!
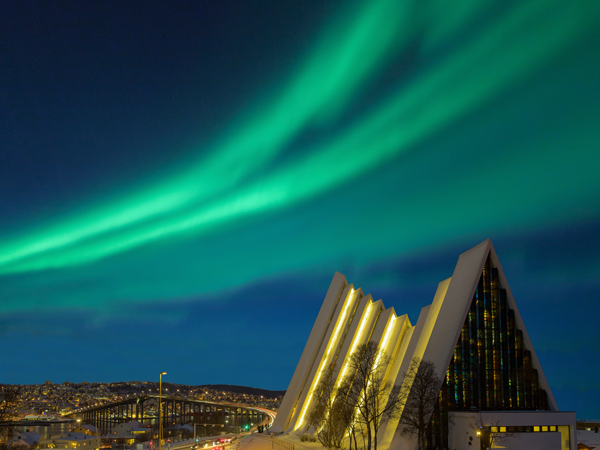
left=449, top=411, right=575, bottom=450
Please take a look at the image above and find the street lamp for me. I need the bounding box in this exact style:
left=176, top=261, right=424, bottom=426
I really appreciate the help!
left=159, top=372, right=167, bottom=450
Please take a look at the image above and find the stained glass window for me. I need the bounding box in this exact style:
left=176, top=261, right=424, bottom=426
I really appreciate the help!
left=442, top=256, right=549, bottom=412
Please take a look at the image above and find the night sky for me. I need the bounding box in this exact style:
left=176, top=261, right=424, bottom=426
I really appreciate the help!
left=1, top=1, right=599, bottom=419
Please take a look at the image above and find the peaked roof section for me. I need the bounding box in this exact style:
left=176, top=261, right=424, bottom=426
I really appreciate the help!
left=421, top=238, right=558, bottom=410
left=271, top=272, right=348, bottom=433
left=272, top=239, right=559, bottom=437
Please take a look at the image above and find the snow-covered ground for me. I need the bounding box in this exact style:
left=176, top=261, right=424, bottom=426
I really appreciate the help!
left=239, top=430, right=600, bottom=450
left=238, top=434, right=321, bottom=450
left=578, top=430, right=600, bottom=448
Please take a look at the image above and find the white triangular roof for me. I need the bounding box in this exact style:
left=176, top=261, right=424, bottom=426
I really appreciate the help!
left=421, top=238, right=557, bottom=410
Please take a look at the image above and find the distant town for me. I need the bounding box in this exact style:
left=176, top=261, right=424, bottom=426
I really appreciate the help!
left=1, top=382, right=284, bottom=417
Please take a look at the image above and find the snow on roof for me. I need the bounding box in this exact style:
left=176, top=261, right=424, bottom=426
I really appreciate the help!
left=578, top=430, right=600, bottom=448
left=10, top=432, right=41, bottom=447
left=52, top=433, right=95, bottom=442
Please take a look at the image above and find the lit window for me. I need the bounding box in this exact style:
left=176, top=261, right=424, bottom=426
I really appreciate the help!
left=542, top=426, right=548, bottom=432
left=534, top=426, right=540, bottom=432
left=550, top=426, right=556, bottom=431
left=491, top=427, right=498, bottom=433
left=500, top=427, right=507, bottom=432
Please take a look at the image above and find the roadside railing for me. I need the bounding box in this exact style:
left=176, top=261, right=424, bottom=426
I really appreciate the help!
left=254, top=433, right=294, bottom=450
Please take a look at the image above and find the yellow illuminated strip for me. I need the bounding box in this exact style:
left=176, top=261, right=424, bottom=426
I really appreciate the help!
left=295, top=287, right=355, bottom=430
left=362, top=315, right=397, bottom=404
left=317, top=300, right=375, bottom=433
left=374, top=315, right=397, bottom=369
left=336, top=309, right=396, bottom=434
left=337, top=301, right=373, bottom=385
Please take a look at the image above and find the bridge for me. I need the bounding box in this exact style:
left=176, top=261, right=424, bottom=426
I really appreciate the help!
left=66, top=395, right=266, bottom=435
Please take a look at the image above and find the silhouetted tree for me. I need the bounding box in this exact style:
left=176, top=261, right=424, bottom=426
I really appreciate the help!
left=471, top=413, right=517, bottom=449
left=398, top=358, right=441, bottom=450
left=0, top=386, right=22, bottom=449
left=344, top=342, right=402, bottom=450
left=337, top=377, right=362, bottom=450
left=308, top=364, right=349, bottom=449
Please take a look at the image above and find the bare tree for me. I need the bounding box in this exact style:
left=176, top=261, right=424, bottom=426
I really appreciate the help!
left=338, top=380, right=361, bottom=450
left=344, top=342, right=402, bottom=450
left=308, top=364, right=349, bottom=449
left=398, top=358, right=441, bottom=450
left=0, top=386, right=22, bottom=449
left=471, top=413, right=517, bottom=449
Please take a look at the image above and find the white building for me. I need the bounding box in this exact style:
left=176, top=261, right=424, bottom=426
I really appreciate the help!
left=72, top=425, right=99, bottom=437
left=39, top=432, right=100, bottom=450
left=271, top=239, right=576, bottom=450
left=110, top=421, right=151, bottom=447
left=8, top=432, right=41, bottom=449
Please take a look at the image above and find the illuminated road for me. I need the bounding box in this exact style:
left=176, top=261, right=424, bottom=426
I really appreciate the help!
left=166, top=408, right=276, bottom=450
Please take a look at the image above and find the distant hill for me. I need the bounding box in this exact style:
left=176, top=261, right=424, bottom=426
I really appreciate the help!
left=199, top=385, right=285, bottom=398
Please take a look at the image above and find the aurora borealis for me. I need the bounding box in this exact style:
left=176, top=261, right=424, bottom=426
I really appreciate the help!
left=1, top=0, right=599, bottom=418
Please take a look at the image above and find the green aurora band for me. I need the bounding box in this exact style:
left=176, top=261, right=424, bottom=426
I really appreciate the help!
left=1, top=0, right=600, bottom=288
left=0, top=0, right=406, bottom=272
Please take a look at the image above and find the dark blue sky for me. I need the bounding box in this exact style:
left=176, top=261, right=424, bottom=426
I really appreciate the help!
left=1, top=0, right=599, bottom=419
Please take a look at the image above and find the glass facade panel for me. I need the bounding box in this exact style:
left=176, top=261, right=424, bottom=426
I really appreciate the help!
left=426, top=255, right=551, bottom=449
left=442, top=256, right=550, bottom=413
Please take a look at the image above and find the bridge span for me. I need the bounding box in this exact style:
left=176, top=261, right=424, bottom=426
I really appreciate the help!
left=66, top=395, right=266, bottom=435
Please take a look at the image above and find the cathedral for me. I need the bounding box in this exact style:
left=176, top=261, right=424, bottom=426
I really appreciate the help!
left=271, top=240, right=575, bottom=450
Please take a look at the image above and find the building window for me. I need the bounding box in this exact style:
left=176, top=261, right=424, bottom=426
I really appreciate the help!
left=443, top=257, right=550, bottom=412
